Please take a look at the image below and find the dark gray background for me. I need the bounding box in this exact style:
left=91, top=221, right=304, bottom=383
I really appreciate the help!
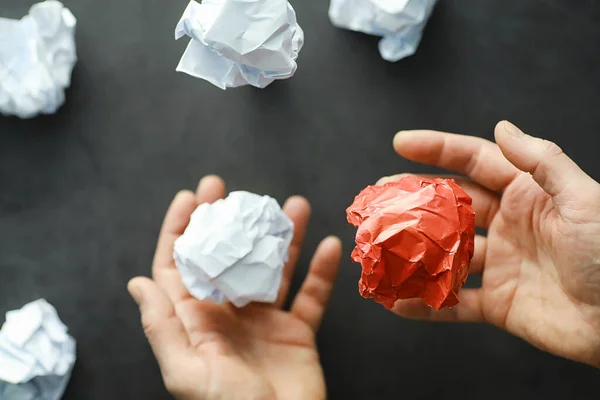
left=1, top=0, right=600, bottom=398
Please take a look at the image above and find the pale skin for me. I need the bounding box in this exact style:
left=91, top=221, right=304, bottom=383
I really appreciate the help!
left=127, top=177, right=342, bottom=400
left=383, top=120, right=600, bottom=368
left=129, top=120, right=600, bottom=400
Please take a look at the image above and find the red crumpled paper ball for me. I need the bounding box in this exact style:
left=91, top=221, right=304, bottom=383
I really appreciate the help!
left=346, top=176, right=475, bottom=310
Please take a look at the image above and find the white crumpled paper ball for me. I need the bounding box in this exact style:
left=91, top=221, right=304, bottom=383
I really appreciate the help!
left=0, top=0, right=77, bottom=119
left=0, top=299, right=76, bottom=400
left=175, top=0, right=304, bottom=89
left=329, top=0, right=437, bottom=62
left=174, top=191, right=294, bottom=307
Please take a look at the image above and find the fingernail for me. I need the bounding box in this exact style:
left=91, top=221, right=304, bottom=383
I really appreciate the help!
left=199, top=174, right=222, bottom=191
left=174, top=190, right=189, bottom=200
left=127, top=281, right=142, bottom=305
left=283, top=195, right=307, bottom=207
left=322, top=235, right=343, bottom=252
left=198, top=175, right=211, bottom=188
left=503, top=121, right=525, bottom=138
left=394, top=130, right=411, bottom=139
left=325, top=235, right=341, bottom=243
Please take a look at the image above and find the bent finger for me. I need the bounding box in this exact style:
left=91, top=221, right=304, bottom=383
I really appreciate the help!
left=390, top=288, right=484, bottom=323
left=393, top=130, right=520, bottom=192
left=375, top=173, right=500, bottom=228
left=470, top=235, right=487, bottom=275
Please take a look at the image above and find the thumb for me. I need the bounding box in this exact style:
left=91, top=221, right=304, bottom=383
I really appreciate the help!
left=128, top=277, right=190, bottom=373
left=494, top=120, right=596, bottom=209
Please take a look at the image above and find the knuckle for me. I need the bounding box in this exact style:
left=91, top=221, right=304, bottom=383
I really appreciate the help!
left=541, top=139, right=563, bottom=157
left=142, top=319, right=161, bottom=342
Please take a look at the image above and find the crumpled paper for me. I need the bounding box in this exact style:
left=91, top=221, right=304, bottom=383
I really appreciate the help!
left=0, top=299, right=76, bottom=400
left=346, top=176, right=475, bottom=310
left=175, top=0, right=304, bottom=89
left=174, top=191, right=294, bottom=307
left=0, top=0, right=77, bottom=119
left=328, top=0, right=437, bottom=62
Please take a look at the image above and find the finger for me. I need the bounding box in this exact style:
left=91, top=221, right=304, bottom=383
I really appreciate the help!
left=393, top=130, right=520, bottom=192
left=291, top=236, right=342, bottom=331
left=391, top=288, right=484, bottom=323
left=494, top=120, right=600, bottom=214
left=470, top=235, right=487, bottom=275
left=128, top=277, right=191, bottom=373
left=376, top=173, right=461, bottom=185
left=153, top=176, right=227, bottom=303
left=375, top=174, right=500, bottom=229
left=153, top=190, right=197, bottom=278
left=195, top=175, right=226, bottom=205
left=274, top=196, right=311, bottom=308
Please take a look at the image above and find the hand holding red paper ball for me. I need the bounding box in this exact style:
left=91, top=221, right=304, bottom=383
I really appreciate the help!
left=346, top=176, right=475, bottom=310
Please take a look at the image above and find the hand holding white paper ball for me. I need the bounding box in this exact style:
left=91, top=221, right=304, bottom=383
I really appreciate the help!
left=174, top=191, right=294, bottom=307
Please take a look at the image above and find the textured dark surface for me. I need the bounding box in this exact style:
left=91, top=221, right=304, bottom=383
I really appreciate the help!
left=2, top=0, right=600, bottom=399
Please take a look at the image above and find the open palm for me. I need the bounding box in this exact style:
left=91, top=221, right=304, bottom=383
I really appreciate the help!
left=384, top=121, right=600, bottom=368
left=128, top=176, right=342, bottom=400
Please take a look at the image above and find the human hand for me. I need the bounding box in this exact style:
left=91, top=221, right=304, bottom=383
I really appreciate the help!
left=379, top=120, right=600, bottom=368
left=128, top=175, right=342, bottom=399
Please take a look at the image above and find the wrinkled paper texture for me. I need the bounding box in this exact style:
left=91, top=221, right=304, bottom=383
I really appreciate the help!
left=329, top=0, right=437, bottom=62
left=0, top=0, right=77, bottom=119
left=0, top=299, right=76, bottom=400
left=174, top=191, right=294, bottom=307
left=346, top=176, right=475, bottom=310
left=175, top=0, right=304, bottom=89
